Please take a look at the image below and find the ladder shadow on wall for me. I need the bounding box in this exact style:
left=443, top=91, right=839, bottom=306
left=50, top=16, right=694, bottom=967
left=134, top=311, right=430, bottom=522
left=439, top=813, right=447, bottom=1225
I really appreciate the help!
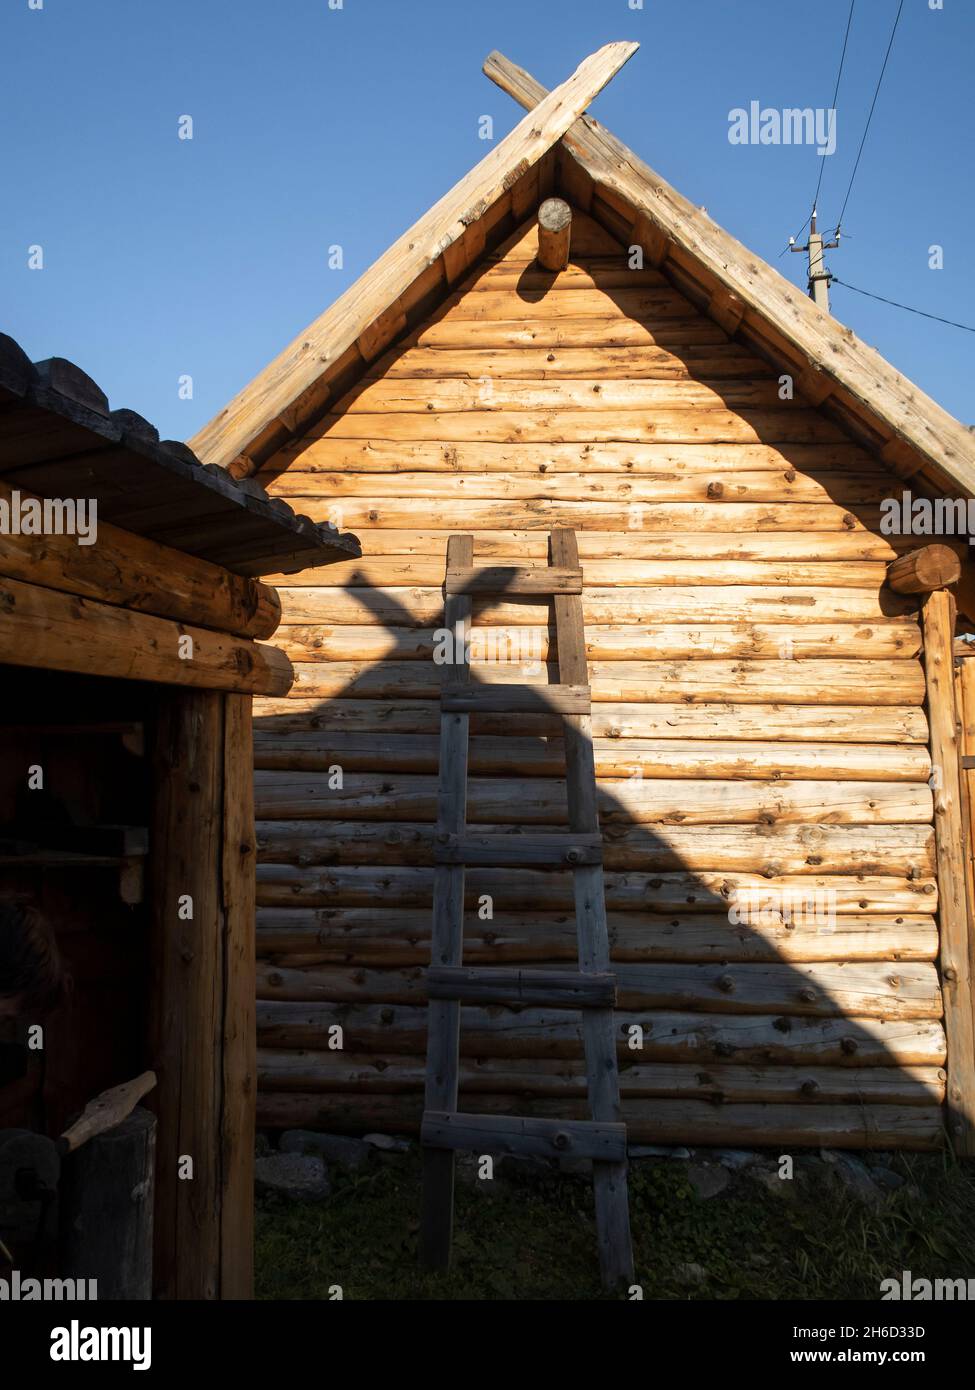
left=252, top=533, right=945, bottom=1154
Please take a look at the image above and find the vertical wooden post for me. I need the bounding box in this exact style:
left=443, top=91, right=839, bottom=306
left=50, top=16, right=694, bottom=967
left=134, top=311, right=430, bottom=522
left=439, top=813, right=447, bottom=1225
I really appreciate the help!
left=220, top=693, right=257, bottom=1298
left=149, top=687, right=257, bottom=1298
left=922, top=590, right=975, bottom=1154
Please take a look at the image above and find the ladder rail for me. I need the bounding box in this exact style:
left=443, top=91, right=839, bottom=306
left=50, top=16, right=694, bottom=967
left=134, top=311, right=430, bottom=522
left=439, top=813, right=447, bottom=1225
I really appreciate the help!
left=550, top=526, right=635, bottom=1288
left=420, top=533, right=473, bottom=1271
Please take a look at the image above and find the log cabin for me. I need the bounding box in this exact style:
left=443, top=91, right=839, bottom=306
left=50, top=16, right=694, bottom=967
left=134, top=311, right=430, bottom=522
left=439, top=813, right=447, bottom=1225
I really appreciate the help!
left=189, top=45, right=975, bottom=1156
left=0, top=333, right=360, bottom=1298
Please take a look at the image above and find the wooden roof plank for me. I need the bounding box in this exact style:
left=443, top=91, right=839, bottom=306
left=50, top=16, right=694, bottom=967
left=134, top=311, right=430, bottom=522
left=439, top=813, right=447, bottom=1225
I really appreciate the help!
left=482, top=48, right=975, bottom=503
left=188, top=41, right=639, bottom=468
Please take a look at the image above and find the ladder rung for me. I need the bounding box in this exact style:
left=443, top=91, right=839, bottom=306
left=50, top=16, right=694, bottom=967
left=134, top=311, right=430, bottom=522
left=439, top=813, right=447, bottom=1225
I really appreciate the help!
left=434, top=832, right=602, bottom=867
left=428, top=966, right=616, bottom=1007
left=422, top=1112, right=627, bottom=1161
left=442, top=683, right=590, bottom=714
left=445, top=565, right=582, bottom=596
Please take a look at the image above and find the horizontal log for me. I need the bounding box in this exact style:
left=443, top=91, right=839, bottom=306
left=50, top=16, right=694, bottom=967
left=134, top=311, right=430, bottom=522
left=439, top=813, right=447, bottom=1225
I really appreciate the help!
left=256, top=1000, right=946, bottom=1065
left=254, top=819, right=935, bottom=876
left=257, top=960, right=941, bottom=1020
left=311, top=409, right=846, bottom=446
left=282, top=658, right=925, bottom=706
left=254, top=697, right=930, bottom=743
left=467, top=260, right=669, bottom=290
left=426, top=967, right=617, bottom=1008
left=268, top=439, right=880, bottom=477
left=276, top=585, right=915, bottom=626
left=272, top=620, right=923, bottom=664
left=256, top=907, right=938, bottom=965
left=270, top=554, right=893, bottom=587
left=0, top=481, right=281, bottom=639
left=269, top=469, right=884, bottom=508
left=428, top=286, right=701, bottom=321
left=257, top=1091, right=943, bottom=1149
left=374, top=345, right=777, bottom=381
left=263, top=527, right=920, bottom=564
left=254, top=769, right=932, bottom=825
left=422, top=1111, right=627, bottom=1160
left=253, top=733, right=932, bottom=781
left=414, top=314, right=732, bottom=348
left=257, top=1051, right=946, bottom=1106
left=0, top=574, right=293, bottom=695
left=342, top=377, right=815, bottom=414
left=255, top=865, right=936, bottom=915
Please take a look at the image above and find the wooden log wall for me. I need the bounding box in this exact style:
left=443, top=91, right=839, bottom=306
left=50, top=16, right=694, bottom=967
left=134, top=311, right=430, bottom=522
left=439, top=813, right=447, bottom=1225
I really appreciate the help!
left=252, top=210, right=948, bottom=1151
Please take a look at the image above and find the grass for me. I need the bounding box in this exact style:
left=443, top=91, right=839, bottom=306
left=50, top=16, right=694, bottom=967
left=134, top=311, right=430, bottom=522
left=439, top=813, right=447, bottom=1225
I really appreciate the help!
left=255, top=1147, right=975, bottom=1301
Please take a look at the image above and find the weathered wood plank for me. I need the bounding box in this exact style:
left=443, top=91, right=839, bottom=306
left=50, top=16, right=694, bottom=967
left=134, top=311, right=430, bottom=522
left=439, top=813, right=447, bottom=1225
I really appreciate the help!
left=264, top=1091, right=945, bottom=1150
left=267, top=439, right=877, bottom=476
left=441, top=682, right=591, bottom=714
left=0, top=574, right=293, bottom=695
left=253, top=769, right=932, bottom=825
left=254, top=818, right=935, bottom=876
left=434, top=832, right=603, bottom=866
left=311, top=408, right=846, bottom=446
left=273, top=620, right=922, bottom=663
left=257, top=1052, right=947, bottom=1106
left=253, top=732, right=931, bottom=781
left=445, top=564, right=583, bottom=594
left=255, top=865, right=936, bottom=916
left=269, top=470, right=890, bottom=506
left=254, top=696, right=929, bottom=743
left=422, top=1111, right=627, bottom=1160
left=276, top=585, right=915, bottom=627
left=0, top=480, right=281, bottom=638
left=255, top=907, right=938, bottom=965
left=922, top=590, right=975, bottom=1153
left=427, top=967, right=617, bottom=1007
left=258, top=959, right=941, bottom=1021
left=256, top=1000, right=946, bottom=1066
left=281, top=658, right=925, bottom=707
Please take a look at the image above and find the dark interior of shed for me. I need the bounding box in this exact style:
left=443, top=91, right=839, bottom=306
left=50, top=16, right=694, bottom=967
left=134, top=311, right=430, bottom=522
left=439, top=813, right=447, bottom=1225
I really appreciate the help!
left=0, top=668, right=153, bottom=1233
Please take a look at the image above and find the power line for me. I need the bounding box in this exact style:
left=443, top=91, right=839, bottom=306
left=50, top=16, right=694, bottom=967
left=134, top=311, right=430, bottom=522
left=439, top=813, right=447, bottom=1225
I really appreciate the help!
left=778, top=0, right=856, bottom=259
left=831, top=277, right=975, bottom=333
left=810, top=0, right=856, bottom=217
left=835, top=0, right=905, bottom=232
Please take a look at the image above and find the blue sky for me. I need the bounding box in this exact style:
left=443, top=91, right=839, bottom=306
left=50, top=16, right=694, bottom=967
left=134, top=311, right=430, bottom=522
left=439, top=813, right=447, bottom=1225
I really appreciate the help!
left=2, top=0, right=972, bottom=439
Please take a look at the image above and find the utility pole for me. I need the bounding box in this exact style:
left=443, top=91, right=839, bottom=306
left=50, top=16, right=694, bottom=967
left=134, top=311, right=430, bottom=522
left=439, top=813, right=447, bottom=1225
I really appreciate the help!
left=790, top=208, right=840, bottom=312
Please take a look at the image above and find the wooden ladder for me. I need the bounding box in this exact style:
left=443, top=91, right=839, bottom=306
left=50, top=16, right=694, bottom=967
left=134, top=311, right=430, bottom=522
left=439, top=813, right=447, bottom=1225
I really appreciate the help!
left=419, top=528, right=634, bottom=1290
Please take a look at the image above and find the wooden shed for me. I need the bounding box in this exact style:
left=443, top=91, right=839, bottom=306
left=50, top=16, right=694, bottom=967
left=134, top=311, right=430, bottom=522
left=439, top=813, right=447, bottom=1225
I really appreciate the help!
left=190, top=46, right=975, bottom=1156
left=0, top=334, right=359, bottom=1298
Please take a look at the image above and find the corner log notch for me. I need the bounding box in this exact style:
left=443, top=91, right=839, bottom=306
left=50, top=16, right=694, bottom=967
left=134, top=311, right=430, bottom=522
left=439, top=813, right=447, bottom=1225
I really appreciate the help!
left=537, top=197, right=572, bottom=272
left=887, top=545, right=962, bottom=595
